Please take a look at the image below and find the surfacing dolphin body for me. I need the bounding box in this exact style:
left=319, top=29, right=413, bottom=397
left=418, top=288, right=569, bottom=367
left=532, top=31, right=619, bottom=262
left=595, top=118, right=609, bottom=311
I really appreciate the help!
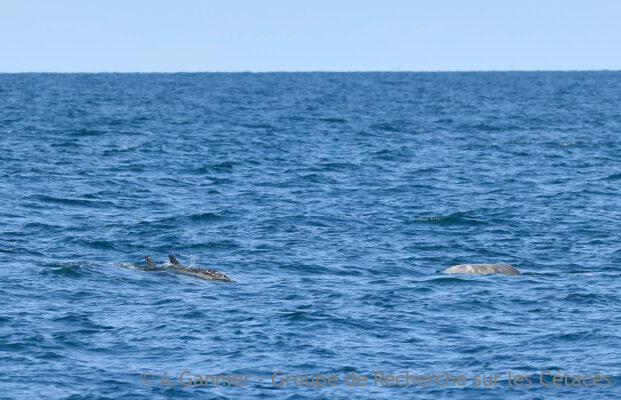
left=442, top=263, right=521, bottom=276
left=166, top=255, right=232, bottom=282
left=143, top=256, right=232, bottom=281
left=145, top=256, right=162, bottom=271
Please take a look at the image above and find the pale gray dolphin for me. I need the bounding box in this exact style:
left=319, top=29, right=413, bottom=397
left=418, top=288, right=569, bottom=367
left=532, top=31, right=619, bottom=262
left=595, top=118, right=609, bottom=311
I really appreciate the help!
left=442, top=263, right=521, bottom=276
left=166, top=255, right=232, bottom=282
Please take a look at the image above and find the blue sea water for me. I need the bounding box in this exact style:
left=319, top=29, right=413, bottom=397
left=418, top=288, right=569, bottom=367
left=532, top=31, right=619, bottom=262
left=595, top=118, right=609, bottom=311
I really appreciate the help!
left=1, top=72, right=620, bottom=399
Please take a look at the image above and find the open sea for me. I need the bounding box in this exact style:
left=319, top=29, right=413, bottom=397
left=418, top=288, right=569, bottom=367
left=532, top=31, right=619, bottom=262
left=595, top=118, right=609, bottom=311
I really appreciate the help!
left=1, top=72, right=620, bottom=399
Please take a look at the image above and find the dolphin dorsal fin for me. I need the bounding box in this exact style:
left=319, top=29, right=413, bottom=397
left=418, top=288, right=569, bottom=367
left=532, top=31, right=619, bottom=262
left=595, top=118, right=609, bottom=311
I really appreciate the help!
left=168, top=255, right=182, bottom=266
left=146, top=256, right=156, bottom=270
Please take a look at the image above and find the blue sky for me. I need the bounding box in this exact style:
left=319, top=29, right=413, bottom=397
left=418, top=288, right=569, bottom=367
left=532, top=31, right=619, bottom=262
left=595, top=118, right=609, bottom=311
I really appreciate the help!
left=1, top=0, right=619, bottom=72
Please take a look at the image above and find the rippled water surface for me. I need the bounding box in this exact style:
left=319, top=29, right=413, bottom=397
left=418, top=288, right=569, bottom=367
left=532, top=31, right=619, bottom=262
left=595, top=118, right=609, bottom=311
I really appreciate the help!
left=1, top=72, right=620, bottom=399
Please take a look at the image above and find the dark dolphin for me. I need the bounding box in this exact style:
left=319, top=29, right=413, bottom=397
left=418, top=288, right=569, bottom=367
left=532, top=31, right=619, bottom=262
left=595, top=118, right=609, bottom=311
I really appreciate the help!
left=166, top=255, right=232, bottom=282
left=143, top=255, right=232, bottom=282
left=146, top=256, right=157, bottom=270
left=145, top=256, right=166, bottom=271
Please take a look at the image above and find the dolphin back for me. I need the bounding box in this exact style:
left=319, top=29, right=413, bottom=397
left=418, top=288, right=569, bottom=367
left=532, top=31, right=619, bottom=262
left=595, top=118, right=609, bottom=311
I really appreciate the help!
left=166, top=255, right=232, bottom=282
left=168, top=255, right=182, bottom=266
left=443, top=263, right=521, bottom=276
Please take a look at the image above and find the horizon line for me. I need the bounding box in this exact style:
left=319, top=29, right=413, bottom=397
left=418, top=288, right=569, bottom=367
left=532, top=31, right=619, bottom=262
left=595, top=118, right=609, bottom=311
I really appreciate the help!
left=1, top=69, right=620, bottom=74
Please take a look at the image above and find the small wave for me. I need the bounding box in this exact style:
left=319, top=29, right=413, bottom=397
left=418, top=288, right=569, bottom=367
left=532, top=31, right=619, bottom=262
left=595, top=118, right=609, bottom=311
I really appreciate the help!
left=132, top=211, right=226, bottom=230
left=281, top=310, right=312, bottom=321
left=23, top=194, right=115, bottom=208
left=50, top=140, right=83, bottom=148
left=22, top=222, right=68, bottom=233
left=102, top=143, right=142, bottom=155
left=318, top=117, right=347, bottom=124
left=298, top=173, right=338, bottom=184
left=603, top=172, right=621, bottom=181
left=413, top=212, right=487, bottom=226
left=318, top=162, right=359, bottom=171
left=67, top=128, right=102, bottom=137
left=379, top=80, right=410, bottom=86
left=41, top=261, right=102, bottom=278
left=45, top=266, right=86, bottom=278
left=561, top=292, right=620, bottom=305
left=239, top=123, right=274, bottom=129
left=370, top=122, right=402, bottom=132
left=185, top=240, right=240, bottom=250
left=78, top=239, right=118, bottom=250
left=194, top=161, right=235, bottom=174
left=187, top=212, right=224, bottom=222
left=457, top=121, right=513, bottom=132
left=421, top=276, right=486, bottom=285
